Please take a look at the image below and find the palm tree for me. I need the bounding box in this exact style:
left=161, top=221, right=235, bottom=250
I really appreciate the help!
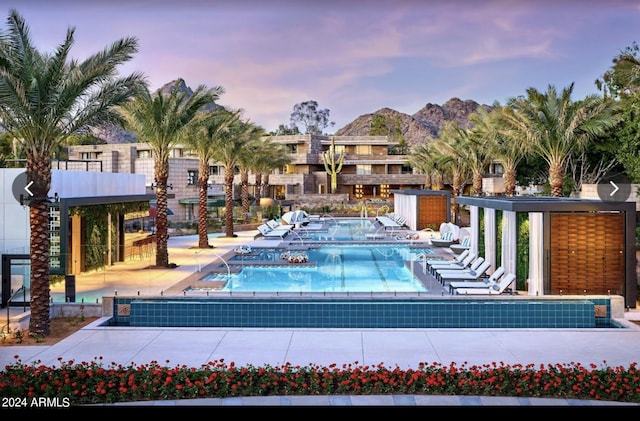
left=209, top=112, right=259, bottom=237
left=182, top=107, right=238, bottom=248
left=471, top=105, right=528, bottom=197
left=507, top=84, right=620, bottom=197
left=0, top=9, right=146, bottom=336
left=251, top=139, right=290, bottom=205
left=407, top=143, right=436, bottom=189
left=435, top=121, right=472, bottom=223
left=118, top=80, right=222, bottom=266
left=237, top=124, right=266, bottom=224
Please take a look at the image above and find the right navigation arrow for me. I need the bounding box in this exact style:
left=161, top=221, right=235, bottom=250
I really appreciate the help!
left=609, top=181, right=619, bottom=196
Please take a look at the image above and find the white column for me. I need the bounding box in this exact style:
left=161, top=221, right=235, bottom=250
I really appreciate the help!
left=470, top=205, right=479, bottom=257
left=528, top=212, right=544, bottom=296
left=501, top=210, right=517, bottom=276
left=484, top=208, right=496, bottom=271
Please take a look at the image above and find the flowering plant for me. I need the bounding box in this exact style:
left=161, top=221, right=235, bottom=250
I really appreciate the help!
left=0, top=357, right=638, bottom=405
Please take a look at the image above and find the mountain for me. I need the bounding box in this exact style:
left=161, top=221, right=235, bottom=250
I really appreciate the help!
left=90, top=78, right=220, bottom=144
left=335, top=98, right=492, bottom=146
left=92, top=78, right=491, bottom=145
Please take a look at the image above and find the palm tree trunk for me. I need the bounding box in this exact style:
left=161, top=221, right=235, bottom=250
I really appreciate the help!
left=197, top=160, right=210, bottom=248
left=424, top=173, right=432, bottom=190
left=27, top=153, right=52, bottom=336
left=472, top=171, right=483, bottom=196
left=262, top=174, right=270, bottom=199
left=435, top=172, right=445, bottom=190
left=503, top=166, right=517, bottom=197
left=224, top=168, right=235, bottom=237
left=154, top=159, right=170, bottom=267
left=254, top=173, right=263, bottom=204
left=549, top=160, right=564, bottom=197
left=240, top=169, right=249, bottom=223
left=452, top=172, right=461, bottom=224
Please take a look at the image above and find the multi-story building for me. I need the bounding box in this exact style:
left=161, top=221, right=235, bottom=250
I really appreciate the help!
left=64, top=135, right=431, bottom=221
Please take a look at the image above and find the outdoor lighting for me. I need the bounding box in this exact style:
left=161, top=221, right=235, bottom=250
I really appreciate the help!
left=355, top=184, right=363, bottom=199
left=380, top=184, right=390, bottom=198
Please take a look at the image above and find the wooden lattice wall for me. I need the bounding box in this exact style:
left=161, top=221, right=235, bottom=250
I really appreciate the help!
left=550, top=213, right=625, bottom=295
left=418, top=195, right=448, bottom=229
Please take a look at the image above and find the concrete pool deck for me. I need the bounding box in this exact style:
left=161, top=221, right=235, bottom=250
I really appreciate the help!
left=2, top=229, right=640, bottom=407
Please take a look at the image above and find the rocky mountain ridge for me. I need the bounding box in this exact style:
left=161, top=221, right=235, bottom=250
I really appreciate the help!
left=92, top=80, right=491, bottom=146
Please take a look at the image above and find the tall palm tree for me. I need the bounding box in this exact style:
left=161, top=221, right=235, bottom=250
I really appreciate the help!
left=435, top=121, right=472, bottom=223
left=407, top=143, right=436, bottom=189
left=182, top=107, right=238, bottom=248
left=236, top=124, right=266, bottom=223
left=118, top=80, right=222, bottom=266
left=507, top=84, right=620, bottom=197
left=0, top=9, right=146, bottom=336
left=209, top=112, right=258, bottom=237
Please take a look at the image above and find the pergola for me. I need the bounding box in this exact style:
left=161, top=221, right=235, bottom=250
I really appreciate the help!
left=456, top=196, right=637, bottom=308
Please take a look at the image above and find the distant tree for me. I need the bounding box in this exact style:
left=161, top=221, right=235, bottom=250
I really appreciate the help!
left=369, top=115, right=387, bottom=136
left=271, top=124, right=299, bottom=136
left=289, top=100, right=335, bottom=135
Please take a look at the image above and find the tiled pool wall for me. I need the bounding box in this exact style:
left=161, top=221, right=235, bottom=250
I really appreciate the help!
left=107, top=296, right=618, bottom=328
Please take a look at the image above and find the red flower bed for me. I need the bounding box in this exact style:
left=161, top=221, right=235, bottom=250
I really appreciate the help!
left=0, top=356, right=638, bottom=404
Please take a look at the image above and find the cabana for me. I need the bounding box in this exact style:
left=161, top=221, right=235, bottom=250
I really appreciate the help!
left=456, top=195, right=637, bottom=308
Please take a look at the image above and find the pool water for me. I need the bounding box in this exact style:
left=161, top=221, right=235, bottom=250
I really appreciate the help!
left=195, top=245, right=434, bottom=293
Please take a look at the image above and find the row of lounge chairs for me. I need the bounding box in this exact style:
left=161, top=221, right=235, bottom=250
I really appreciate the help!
left=424, top=250, right=516, bottom=295
left=375, top=213, right=407, bottom=230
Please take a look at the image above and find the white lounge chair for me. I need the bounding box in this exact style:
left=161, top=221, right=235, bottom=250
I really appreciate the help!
left=428, top=252, right=478, bottom=275
left=448, top=266, right=505, bottom=294
left=424, top=249, right=469, bottom=268
left=453, top=273, right=516, bottom=295
left=450, top=237, right=471, bottom=254
left=430, top=231, right=456, bottom=247
left=437, top=260, right=491, bottom=283
left=257, top=223, right=290, bottom=240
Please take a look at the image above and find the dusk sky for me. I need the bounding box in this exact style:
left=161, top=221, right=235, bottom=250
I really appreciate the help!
left=3, top=0, right=640, bottom=133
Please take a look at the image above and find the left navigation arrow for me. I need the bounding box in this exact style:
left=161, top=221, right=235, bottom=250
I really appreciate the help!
left=24, top=180, right=34, bottom=196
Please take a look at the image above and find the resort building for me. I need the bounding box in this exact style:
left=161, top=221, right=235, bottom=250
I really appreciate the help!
left=63, top=135, right=439, bottom=222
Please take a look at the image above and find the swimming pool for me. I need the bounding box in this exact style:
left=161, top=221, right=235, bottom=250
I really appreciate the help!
left=190, top=244, right=436, bottom=293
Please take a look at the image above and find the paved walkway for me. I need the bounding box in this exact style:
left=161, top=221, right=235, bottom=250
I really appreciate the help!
left=2, top=230, right=640, bottom=407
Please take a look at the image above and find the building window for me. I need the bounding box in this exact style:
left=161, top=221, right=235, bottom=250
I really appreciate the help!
left=285, top=144, right=298, bottom=154
left=136, top=150, right=152, bottom=159
left=80, top=152, right=100, bottom=160
left=187, top=170, right=198, bottom=185
left=356, top=164, right=372, bottom=175
left=209, top=165, right=221, bottom=175
left=355, top=145, right=371, bottom=155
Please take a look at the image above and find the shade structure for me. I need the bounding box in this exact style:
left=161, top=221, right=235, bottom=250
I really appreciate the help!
left=149, top=206, right=174, bottom=218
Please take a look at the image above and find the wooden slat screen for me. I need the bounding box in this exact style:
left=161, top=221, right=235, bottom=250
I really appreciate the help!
left=550, top=213, right=624, bottom=295
left=418, top=196, right=447, bottom=229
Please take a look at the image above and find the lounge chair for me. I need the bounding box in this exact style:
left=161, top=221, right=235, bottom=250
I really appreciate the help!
left=428, top=252, right=477, bottom=275
left=438, top=260, right=491, bottom=283
left=257, top=223, right=291, bottom=240
left=267, top=219, right=293, bottom=232
left=448, top=266, right=505, bottom=294
left=430, top=231, right=457, bottom=247
left=424, top=249, right=469, bottom=268
left=435, top=259, right=489, bottom=284
left=450, top=237, right=471, bottom=254
left=453, top=273, right=516, bottom=295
